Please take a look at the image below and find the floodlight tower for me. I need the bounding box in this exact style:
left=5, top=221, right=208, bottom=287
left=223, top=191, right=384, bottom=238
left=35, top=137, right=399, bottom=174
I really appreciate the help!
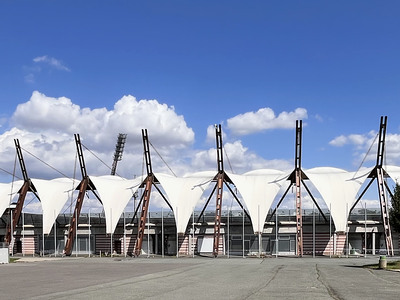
left=5, top=139, right=39, bottom=244
left=111, top=133, right=127, bottom=176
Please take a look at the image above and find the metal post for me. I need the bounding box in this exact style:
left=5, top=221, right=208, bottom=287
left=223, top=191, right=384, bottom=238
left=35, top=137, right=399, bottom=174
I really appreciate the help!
left=364, top=202, right=367, bottom=257
left=346, top=203, right=349, bottom=257
left=176, top=207, right=179, bottom=258
left=242, top=206, right=245, bottom=258
left=162, top=207, right=164, bottom=258
left=329, top=203, right=332, bottom=258
left=110, top=208, right=113, bottom=257
left=275, top=209, right=278, bottom=258
left=54, top=210, right=57, bottom=257
left=42, top=231, right=44, bottom=257
left=312, top=205, right=316, bottom=257
left=123, top=210, right=126, bottom=257
left=227, top=205, right=230, bottom=258
left=75, top=208, right=78, bottom=257
left=10, top=210, right=13, bottom=257
left=89, top=208, right=91, bottom=257
left=372, top=231, right=376, bottom=255
left=147, top=209, right=150, bottom=258
left=22, top=212, right=25, bottom=257
left=258, top=205, right=261, bottom=257
left=192, top=207, right=195, bottom=258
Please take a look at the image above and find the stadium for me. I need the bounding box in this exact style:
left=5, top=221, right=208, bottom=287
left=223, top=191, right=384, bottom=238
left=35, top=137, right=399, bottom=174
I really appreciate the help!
left=1, top=117, right=399, bottom=259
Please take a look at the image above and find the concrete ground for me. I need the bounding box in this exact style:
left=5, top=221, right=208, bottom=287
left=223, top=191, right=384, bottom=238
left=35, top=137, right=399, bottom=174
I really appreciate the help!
left=0, top=255, right=399, bottom=300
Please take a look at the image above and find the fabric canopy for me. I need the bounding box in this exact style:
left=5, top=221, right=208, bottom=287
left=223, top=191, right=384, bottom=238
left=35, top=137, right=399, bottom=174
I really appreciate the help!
left=385, top=165, right=400, bottom=183
left=155, top=171, right=215, bottom=234
left=31, top=178, right=78, bottom=234
left=90, top=175, right=143, bottom=234
left=304, top=167, right=370, bottom=232
left=227, top=169, right=286, bottom=233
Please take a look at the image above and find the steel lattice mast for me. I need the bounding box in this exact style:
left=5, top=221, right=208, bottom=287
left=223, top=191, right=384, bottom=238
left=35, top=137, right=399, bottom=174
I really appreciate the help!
left=5, top=139, right=39, bottom=244
left=350, top=116, right=394, bottom=256
left=111, top=133, right=127, bottom=176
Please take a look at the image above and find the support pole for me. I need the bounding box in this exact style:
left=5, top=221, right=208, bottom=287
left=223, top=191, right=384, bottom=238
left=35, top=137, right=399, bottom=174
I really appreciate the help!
left=161, top=207, right=164, bottom=258
left=242, top=206, right=245, bottom=258
left=64, top=177, right=89, bottom=256
left=89, top=208, right=91, bottom=257
left=192, top=207, right=195, bottom=258
left=329, top=203, right=332, bottom=258
left=213, top=124, right=224, bottom=257
left=123, top=210, right=126, bottom=257
left=275, top=209, right=278, bottom=258
left=22, top=212, right=24, bottom=257
left=134, top=175, right=153, bottom=256
left=227, top=205, right=230, bottom=258
left=294, top=120, right=303, bottom=257
left=313, top=202, right=315, bottom=258
left=364, top=202, right=367, bottom=257
left=54, top=210, right=57, bottom=257
left=213, top=173, right=224, bottom=257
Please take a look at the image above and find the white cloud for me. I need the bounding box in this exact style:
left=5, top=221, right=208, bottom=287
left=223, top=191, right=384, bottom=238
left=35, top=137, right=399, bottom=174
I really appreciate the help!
left=1, top=91, right=195, bottom=180
left=329, top=130, right=400, bottom=166
left=33, top=55, right=70, bottom=72
left=24, top=73, right=35, bottom=84
left=329, top=133, right=369, bottom=147
left=191, top=139, right=292, bottom=174
left=2, top=91, right=292, bottom=185
left=227, top=107, right=308, bottom=136
left=314, top=114, right=323, bottom=122
left=329, top=135, right=347, bottom=147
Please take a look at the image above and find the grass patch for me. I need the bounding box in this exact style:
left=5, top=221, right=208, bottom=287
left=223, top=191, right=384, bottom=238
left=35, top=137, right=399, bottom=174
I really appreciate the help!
left=386, top=260, right=400, bottom=270
left=365, top=260, right=400, bottom=270
left=9, top=257, right=20, bottom=263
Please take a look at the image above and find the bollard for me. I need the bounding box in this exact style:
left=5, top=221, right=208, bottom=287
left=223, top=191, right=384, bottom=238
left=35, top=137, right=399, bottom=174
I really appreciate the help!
left=379, top=255, right=387, bottom=269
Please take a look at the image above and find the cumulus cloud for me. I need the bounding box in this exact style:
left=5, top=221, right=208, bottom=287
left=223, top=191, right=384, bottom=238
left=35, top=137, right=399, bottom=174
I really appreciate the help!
left=329, top=133, right=370, bottom=148
left=1, top=91, right=195, bottom=180
left=227, top=107, right=308, bottom=136
left=329, top=131, right=400, bottom=166
left=33, top=55, right=70, bottom=72
left=191, top=139, right=292, bottom=174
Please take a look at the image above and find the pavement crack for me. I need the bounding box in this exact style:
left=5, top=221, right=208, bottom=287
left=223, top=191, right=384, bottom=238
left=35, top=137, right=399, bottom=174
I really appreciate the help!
left=316, top=264, right=343, bottom=300
left=243, top=265, right=283, bottom=299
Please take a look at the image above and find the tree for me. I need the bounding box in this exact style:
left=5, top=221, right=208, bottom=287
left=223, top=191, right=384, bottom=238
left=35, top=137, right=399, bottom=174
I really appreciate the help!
left=389, top=182, right=400, bottom=233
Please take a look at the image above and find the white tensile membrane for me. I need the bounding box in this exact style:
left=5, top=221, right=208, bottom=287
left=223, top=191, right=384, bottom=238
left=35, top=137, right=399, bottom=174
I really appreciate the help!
left=90, top=175, right=144, bottom=234
left=304, top=167, right=371, bottom=232
left=227, top=169, right=286, bottom=234
left=155, top=171, right=215, bottom=234
left=0, top=180, right=24, bottom=218
left=385, top=165, right=400, bottom=183
left=31, top=178, right=78, bottom=235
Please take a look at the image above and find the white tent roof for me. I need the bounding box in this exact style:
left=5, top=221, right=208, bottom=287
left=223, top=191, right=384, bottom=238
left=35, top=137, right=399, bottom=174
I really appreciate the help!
left=155, top=171, right=215, bottom=234
left=90, top=175, right=143, bottom=234
left=304, top=167, right=370, bottom=232
left=227, top=169, right=286, bottom=234
left=0, top=180, right=24, bottom=218
left=385, top=165, right=400, bottom=183
left=31, top=178, right=78, bottom=235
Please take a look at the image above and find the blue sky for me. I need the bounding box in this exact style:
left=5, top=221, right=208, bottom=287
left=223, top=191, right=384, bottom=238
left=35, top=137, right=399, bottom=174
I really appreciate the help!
left=1, top=0, right=400, bottom=187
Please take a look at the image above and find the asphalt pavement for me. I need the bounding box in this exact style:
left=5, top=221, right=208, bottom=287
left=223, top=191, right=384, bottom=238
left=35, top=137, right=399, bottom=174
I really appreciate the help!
left=0, top=255, right=399, bottom=299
